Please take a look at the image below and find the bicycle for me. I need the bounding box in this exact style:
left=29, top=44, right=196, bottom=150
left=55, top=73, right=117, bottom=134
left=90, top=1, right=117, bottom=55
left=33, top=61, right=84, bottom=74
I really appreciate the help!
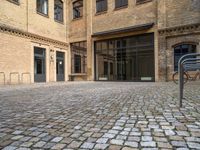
left=172, top=70, right=200, bottom=84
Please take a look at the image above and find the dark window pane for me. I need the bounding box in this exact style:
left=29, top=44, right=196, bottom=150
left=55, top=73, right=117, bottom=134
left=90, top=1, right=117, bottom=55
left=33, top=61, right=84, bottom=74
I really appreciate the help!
left=104, top=61, right=108, bottom=76
left=96, top=0, right=107, bottom=13
left=73, top=0, right=83, bottom=19
left=174, top=44, right=196, bottom=71
left=110, top=62, right=113, bottom=75
left=71, top=41, right=87, bottom=74
left=115, top=0, right=128, bottom=8
left=37, top=0, right=48, bottom=15
left=74, top=54, right=81, bottom=73
left=54, top=0, right=63, bottom=22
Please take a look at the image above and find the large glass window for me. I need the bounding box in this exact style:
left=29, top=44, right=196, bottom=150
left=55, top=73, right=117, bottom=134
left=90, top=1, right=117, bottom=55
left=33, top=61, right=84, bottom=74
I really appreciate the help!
left=174, top=44, right=196, bottom=71
left=95, top=33, right=155, bottom=81
left=115, top=0, right=128, bottom=8
left=54, top=0, right=63, bottom=22
left=73, top=0, right=83, bottom=19
left=71, top=41, right=87, bottom=74
left=96, top=0, right=107, bottom=13
left=37, top=0, right=48, bottom=15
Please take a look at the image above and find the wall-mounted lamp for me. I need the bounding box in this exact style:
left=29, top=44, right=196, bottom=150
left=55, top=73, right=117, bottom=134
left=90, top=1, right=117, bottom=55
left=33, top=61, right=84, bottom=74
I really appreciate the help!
left=50, top=49, right=54, bottom=62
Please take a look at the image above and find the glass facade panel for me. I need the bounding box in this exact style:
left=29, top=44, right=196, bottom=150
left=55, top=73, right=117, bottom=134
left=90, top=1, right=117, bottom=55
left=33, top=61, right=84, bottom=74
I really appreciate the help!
left=95, top=33, right=155, bottom=81
left=71, top=41, right=87, bottom=74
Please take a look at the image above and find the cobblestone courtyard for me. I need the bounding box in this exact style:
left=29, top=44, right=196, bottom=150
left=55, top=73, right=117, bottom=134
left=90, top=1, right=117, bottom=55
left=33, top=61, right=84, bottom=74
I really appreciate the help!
left=0, top=82, right=200, bottom=150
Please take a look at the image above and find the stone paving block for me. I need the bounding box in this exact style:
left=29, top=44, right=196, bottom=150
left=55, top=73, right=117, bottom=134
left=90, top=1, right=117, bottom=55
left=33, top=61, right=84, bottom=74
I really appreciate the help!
left=81, top=142, right=95, bottom=149
left=187, top=142, right=200, bottom=149
left=108, top=145, right=122, bottom=150
left=12, top=131, right=23, bottom=135
left=141, top=141, right=156, bottom=147
left=20, top=142, right=33, bottom=148
left=2, top=146, right=17, bottom=150
left=51, top=143, right=66, bottom=149
left=19, top=137, right=31, bottom=142
left=103, top=133, right=115, bottom=139
left=43, top=142, right=56, bottom=149
left=33, top=141, right=46, bottom=148
left=16, top=148, right=31, bottom=150
left=96, top=138, right=109, bottom=144
left=157, top=142, right=172, bottom=149
left=68, top=141, right=82, bottom=149
left=51, top=137, right=63, bottom=143
left=110, top=139, right=124, bottom=145
left=124, top=141, right=138, bottom=148
left=11, top=135, right=24, bottom=140
left=171, top=141, right=187, bottom=147
left=94, top=144, right=109, bottom=149
left=164, top=130, right=175, bottom=136
left=142, top=136, right=153, bottom=141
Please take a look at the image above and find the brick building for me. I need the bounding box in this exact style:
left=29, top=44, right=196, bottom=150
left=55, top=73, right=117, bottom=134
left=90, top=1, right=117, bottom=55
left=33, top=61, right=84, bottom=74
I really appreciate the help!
left=0, top=0, right=200, bottom=84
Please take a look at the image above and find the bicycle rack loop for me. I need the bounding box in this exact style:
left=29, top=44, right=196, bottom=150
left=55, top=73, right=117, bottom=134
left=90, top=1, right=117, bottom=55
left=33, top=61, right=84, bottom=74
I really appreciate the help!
left=178, top=53, right=200, bottom=107
left=0, top=72, right=5, bottom=85
left=21, top=72, right=31, bottom=84
left=10, top=72, right=20, bottom=84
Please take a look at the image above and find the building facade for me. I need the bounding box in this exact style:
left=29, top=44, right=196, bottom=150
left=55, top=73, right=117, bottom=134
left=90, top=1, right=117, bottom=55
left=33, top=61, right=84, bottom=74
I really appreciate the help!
left=0, top=0, right=200, bottom=84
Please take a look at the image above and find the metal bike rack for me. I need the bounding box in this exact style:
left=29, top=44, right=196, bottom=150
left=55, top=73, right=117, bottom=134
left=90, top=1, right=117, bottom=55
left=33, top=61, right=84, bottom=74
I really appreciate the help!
left=0, top=72, right=5, bottom=85
left=21, top=72, right=31, bottom=84
left=178, top=53, right=200, bottom=107
left=10, top=72, right=20, bottom=84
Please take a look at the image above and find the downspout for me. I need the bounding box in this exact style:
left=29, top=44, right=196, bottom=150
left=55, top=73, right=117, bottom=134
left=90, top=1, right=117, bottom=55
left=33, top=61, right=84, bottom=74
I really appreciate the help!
left=26, top=0, right=28, bottom=31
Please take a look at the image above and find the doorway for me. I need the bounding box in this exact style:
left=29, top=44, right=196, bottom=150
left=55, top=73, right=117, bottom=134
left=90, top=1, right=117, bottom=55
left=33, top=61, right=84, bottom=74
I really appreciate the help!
left=56, top=51, right=65, bottom=81
left=34, top=47, right=46, bottom=82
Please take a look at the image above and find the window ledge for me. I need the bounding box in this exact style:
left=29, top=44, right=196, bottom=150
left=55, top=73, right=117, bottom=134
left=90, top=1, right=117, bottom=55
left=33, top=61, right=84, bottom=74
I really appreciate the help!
left=69, top=73, right=87, bottom=76
left=7, top=0, right=20, bottom=5
left=136, top=0, right=152, bottom=5
left=95, top=11, right=107, bottom=16
left=37, top=11, right=49, bottom=18
left=114, top=5, right=128, bottom=11
left=72, top=17, right=83, bottom=21
left=54, top=19, right=64, bottom=25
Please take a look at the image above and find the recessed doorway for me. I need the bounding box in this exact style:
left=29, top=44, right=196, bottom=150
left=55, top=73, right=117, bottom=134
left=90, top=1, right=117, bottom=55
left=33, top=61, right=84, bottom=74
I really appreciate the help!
left=56, top=51, right=65, bottom=81
left=34, top=47, right=46, bottom=82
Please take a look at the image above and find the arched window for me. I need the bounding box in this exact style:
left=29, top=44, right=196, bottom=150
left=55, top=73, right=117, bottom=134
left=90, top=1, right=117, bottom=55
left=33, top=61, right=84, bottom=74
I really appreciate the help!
left=54, top=0, right=63, bottom=22
left=174, top=44, right=196, bottom=71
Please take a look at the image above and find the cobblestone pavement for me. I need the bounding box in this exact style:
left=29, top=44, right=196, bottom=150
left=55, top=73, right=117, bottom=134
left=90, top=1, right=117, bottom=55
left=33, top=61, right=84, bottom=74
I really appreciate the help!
left=0, top=82, right=200, bottom=150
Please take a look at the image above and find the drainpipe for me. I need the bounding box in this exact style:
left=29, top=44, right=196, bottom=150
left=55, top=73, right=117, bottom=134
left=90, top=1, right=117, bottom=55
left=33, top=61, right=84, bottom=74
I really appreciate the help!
left=26, top=0, right=28, bottom=31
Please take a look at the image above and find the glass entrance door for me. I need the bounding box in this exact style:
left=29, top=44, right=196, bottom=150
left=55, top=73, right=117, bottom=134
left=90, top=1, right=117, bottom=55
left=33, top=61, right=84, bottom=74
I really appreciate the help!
left=34, top=47, right=46, bottom=82
left=56, top=52, right=65, bottom=81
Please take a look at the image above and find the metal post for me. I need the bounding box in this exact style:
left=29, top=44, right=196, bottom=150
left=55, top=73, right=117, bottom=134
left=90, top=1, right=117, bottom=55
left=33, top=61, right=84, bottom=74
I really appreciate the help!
left=178, top=53, right=200, bottom=107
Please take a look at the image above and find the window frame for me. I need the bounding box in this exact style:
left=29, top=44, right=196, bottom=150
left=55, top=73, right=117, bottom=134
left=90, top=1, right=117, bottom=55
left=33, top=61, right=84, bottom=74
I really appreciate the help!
left=54, top=0, right=64, bottom=23
left=115, top=0, right=128, bottom=9
left=96, top=0, right=107, bottom=14
left=71, top=41, right=87, bottom=74
left=73, top=0, right=83, bottom=20
left=37, top=0, right=49, bottom=17
left=173, top=44, right=197, bottom=71
left=136, top=0, right=152, bottom=5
